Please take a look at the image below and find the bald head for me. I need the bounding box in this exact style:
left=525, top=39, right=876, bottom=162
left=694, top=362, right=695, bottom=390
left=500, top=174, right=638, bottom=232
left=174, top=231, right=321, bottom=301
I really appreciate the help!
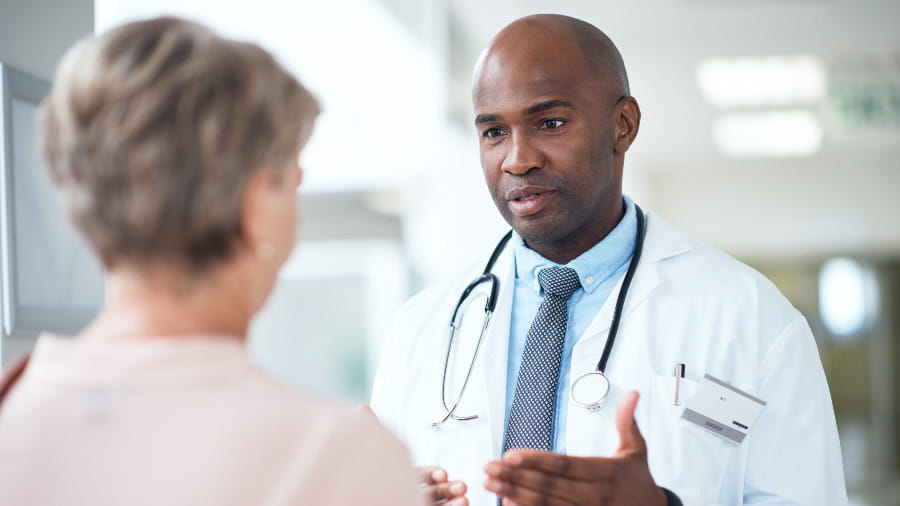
left=475, top=14, right=630, bottom=98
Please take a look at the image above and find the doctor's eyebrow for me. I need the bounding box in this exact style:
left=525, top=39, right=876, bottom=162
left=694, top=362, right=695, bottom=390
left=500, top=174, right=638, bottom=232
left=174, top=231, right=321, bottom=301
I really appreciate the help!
left=475, top=113, right=500, bottom=124
left=524, top=99, right=574, bottom=116
left=474, top=100, right=575, bottom=125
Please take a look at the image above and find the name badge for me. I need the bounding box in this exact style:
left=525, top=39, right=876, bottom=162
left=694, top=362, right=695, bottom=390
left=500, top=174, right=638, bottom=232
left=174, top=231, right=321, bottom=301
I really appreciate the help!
left=681, top=374, right=766, bottom=443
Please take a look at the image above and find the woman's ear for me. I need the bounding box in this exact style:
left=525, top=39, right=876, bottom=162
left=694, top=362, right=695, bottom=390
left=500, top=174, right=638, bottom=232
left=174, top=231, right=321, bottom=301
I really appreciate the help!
left=239, top=169, right=278, bottom=255
left=613, top=96, right=641, bottom=154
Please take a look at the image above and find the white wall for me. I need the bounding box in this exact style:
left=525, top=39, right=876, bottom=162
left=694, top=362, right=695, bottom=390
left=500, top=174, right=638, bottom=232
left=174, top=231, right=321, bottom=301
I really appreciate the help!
left=650, top=159, right=900, bottom=262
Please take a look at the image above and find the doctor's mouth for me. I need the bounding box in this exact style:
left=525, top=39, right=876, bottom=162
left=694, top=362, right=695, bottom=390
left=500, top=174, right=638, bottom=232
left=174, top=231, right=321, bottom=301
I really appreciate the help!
left=505, top=186, right=558, bottom=217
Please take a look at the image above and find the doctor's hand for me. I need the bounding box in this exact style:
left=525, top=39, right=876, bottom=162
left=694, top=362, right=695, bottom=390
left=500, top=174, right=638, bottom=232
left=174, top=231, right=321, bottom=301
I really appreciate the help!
left=483, top=391, right=667, bottom=506
left=418, top=466, right=468, bottom=506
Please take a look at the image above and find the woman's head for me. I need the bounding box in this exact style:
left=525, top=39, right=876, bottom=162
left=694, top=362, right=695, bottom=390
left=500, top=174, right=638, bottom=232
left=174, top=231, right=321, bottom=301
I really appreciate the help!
left=41, top=17, right=319, bottom=279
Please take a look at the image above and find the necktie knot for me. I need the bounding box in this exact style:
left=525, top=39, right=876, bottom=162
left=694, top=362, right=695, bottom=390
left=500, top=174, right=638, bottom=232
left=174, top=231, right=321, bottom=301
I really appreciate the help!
left=538, top=267, right=581, bottom=300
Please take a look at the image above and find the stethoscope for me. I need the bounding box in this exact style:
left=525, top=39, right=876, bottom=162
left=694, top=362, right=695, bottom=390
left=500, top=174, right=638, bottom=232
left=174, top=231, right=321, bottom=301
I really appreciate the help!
left=433, top=205, right=646, bottom=427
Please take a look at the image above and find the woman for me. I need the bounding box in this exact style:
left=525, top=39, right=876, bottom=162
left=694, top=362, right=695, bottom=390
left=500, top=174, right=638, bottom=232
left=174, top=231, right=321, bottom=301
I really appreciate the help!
left=0, top=17, right=423, bottom=506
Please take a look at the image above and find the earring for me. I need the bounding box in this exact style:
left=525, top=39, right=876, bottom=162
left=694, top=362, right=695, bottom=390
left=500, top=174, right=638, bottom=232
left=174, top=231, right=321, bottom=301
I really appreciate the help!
left=256, top=241, right=274, bottom=261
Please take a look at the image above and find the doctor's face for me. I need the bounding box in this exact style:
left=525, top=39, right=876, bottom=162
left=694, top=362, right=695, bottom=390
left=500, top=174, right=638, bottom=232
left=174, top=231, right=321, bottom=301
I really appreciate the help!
left=473, top=29, right=630, bottom=262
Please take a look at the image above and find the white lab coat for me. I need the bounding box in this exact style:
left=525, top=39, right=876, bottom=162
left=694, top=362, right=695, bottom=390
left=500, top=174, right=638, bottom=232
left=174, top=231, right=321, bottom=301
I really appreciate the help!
left=371, top=212, right=847, bottom=506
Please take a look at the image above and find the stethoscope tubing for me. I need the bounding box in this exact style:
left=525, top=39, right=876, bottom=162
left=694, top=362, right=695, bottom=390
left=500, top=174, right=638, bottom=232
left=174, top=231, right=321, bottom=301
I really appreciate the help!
left=595, top=204, right=646, bottom=375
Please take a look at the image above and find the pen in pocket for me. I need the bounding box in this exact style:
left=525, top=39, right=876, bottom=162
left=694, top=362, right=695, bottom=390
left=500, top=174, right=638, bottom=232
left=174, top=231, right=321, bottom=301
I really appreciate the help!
left=674, top=363, right=685, bottom=406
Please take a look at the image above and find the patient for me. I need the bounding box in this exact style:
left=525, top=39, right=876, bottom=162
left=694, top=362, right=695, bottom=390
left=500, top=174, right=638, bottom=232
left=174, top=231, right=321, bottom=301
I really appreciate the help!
left=0, top=17, right=422, bottom=506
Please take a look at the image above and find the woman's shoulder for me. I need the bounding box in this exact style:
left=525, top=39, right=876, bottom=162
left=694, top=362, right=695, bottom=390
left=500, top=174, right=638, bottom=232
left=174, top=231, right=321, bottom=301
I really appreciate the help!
left=228, top=363, right=406, bottom=450
left=211, top=367, right=423, bottom=504
left=243, top=389, right=424, bottom=505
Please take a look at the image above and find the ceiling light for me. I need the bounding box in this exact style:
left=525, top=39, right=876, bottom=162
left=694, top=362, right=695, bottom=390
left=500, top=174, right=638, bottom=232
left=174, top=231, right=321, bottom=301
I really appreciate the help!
left=713, top=109, right=823, bottom=158
left=698, top=55, right=826, bottom=108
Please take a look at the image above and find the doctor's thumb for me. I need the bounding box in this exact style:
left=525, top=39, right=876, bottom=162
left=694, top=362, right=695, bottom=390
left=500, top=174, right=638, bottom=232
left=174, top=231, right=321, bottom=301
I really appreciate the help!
left=614, top=390, right=647, bottom=456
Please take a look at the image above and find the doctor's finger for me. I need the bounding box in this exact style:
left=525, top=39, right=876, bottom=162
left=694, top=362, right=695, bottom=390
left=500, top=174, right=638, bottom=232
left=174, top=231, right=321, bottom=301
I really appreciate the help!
left=485, top=476, right=573, bottom=506
left=501, top=450, right=614, bottom=481
left=614, top=390, right=647, bottom=456
left=423, top=480, right=467, bottom=502
left=485, top=461, right=594, bottom=503
left=417, top=466, right=448, bottom=484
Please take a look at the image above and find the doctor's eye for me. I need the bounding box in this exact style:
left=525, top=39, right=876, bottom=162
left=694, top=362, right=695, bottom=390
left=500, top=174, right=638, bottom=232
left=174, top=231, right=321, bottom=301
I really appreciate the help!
left=540, top=119, right=566, bottom=130
left=482, top=127, right=505, bottom=139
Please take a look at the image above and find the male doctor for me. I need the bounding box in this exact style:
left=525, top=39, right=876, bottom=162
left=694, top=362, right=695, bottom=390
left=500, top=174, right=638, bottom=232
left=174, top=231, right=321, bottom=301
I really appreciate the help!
left=371, top=14, right=847, bottom=506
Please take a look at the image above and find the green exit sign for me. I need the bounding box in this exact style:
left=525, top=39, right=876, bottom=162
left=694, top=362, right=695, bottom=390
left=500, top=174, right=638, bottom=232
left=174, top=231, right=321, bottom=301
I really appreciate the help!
left=826, top=79, right=900, bottom=131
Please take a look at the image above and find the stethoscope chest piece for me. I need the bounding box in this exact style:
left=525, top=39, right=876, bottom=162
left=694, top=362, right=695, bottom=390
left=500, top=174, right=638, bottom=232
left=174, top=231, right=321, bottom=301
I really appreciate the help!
left=570, top=371, right=611, bottom=411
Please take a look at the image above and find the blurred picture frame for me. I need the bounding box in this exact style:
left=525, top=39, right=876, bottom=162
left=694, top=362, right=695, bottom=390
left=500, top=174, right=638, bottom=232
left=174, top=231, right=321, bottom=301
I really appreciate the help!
left=0, top=63, right=105, bottom=340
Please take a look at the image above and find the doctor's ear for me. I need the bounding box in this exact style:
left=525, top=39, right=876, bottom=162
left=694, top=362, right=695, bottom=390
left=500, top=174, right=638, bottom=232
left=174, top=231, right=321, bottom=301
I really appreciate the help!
left=613, top=97, right=641, bottom=154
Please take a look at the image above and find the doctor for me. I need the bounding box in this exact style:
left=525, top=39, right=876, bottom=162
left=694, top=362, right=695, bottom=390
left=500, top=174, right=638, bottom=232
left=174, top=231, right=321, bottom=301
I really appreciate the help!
left=371, top=14, right=847, bottom=506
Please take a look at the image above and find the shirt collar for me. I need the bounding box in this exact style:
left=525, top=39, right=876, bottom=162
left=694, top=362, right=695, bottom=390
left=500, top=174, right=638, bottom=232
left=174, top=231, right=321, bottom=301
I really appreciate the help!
left=512, top=195, right=638, bottom=295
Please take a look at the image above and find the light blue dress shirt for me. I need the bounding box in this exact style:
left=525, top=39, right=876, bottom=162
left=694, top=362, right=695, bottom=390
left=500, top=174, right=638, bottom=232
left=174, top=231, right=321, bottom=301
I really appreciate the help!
left=503, top=196, right=638, bottom=453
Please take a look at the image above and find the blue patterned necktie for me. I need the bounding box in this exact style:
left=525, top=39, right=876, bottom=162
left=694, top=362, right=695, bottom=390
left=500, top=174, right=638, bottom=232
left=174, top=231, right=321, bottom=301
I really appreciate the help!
left=504, top=266, right=581, bottom=451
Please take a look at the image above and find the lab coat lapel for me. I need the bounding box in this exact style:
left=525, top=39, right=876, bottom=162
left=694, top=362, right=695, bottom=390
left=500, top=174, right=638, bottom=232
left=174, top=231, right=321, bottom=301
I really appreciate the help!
left=578, top=213, right=692, bottom=347
left=479, top=246, right=514, bottom=459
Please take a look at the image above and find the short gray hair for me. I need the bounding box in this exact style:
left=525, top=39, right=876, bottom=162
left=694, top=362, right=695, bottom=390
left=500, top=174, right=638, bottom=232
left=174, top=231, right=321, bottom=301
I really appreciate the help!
left=41, top=16, right=319, bottom=273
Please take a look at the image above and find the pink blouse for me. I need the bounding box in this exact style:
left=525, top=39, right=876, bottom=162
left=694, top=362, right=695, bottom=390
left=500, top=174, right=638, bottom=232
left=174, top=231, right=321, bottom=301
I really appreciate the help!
left=0, top=334, right=424, bottom=506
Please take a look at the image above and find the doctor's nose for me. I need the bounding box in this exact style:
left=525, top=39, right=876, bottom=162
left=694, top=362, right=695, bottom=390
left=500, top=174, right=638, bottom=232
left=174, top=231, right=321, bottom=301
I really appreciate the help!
left=501, top=133, right=544, bottom=175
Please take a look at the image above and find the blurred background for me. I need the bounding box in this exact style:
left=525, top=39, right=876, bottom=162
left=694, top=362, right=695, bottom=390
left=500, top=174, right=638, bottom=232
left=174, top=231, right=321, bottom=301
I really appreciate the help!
left=1, top=0, right=898, bottom=503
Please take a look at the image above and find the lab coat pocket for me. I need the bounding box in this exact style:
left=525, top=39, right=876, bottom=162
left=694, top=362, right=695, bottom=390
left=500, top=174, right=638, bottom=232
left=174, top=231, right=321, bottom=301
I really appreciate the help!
left=645, top=375, right=733, bottom=506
